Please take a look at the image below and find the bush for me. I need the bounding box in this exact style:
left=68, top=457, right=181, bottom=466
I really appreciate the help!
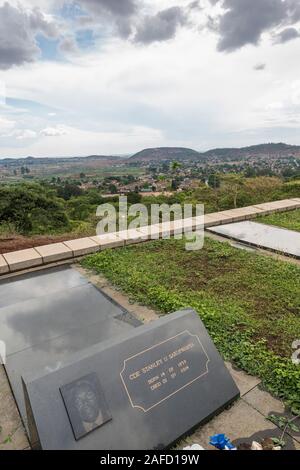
left=0, top=183, right=70, bottom=235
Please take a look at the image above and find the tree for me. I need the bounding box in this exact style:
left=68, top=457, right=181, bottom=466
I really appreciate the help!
left=127, top=192, right=142, bottom=204
left=207, top=173, right=220, bottom=189
left=171, top=161, right=182, bottom=173
left=109, top=184, right=118, bottom=194
left=171, top=179, right=179, bottom=191
left=57, top=183, right=83, bottom=200
left=0, top=183, right=70, bottom=235
left=220, top=174, right=245, bottom=208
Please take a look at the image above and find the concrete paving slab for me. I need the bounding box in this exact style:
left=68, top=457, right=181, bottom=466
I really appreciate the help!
left=0, top=255, right=9, bottom=274
left=244, top=387, right=300, bottom=443
left=244, top=387, right=285, bottom=415
left=223, top=210, right=249, bottom=222
left=0, top=366, right=28, bottom=450
left=181, top=217, right=198, bottom=232
left=275, top=199, right=300, bottom=207
left=227, top=207, right=264, bottom=220
left=117, top=228, right=150, bottom=245
left=208, top=221, right=300, bottom=258
left=63, top=237, right=99, bottom=257
left=35, top=243, right=73, bottom=263
left=168, top=219, right=195, bottom=236
left=154, top=222, right=178, bottom=237
left=90, top=233, right=124, bottom=249
left=137, top=224, right=162, bottom=240
left=204, top=213, right=233, bottom=227
left=192, top=216, right=205, bottom=231
left=179, top=399, right=300, bottom=450
left=3, top=249, right=42, bottom=272
left=225, top=362, right=261, bottom=397
left=253, top=199, right=300, bottom=213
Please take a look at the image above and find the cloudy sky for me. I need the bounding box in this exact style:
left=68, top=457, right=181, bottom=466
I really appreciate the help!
left=0, top=0, right=300, bottom=157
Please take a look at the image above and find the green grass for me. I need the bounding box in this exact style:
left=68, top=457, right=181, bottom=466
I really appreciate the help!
left=82, top=237, right=300, bottom=411
left=257, top=209, right=300, bottom=232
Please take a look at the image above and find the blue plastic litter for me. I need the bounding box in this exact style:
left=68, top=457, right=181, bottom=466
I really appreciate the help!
left=209, top=434, right=237, bottom=451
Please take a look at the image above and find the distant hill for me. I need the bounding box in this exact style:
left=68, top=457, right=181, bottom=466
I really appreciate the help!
left=202, top=143, right=300, bottom=158
left=128, top=143, right=300, bottom=163
left=1, top=143, right=300, bottom=165
left=128, top=147, right=201, bottom=162
left=0, top=155, right=123, bottom=165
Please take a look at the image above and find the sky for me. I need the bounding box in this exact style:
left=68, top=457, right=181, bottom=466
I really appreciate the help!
left=0, top=0, right=300, bottom=157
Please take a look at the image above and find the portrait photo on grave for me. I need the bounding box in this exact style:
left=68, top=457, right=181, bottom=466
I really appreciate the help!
left=60, top=373, right=112, bottom=441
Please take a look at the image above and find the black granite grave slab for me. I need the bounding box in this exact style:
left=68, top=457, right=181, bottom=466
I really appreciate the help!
left=0, top=266, right=88, bottom=309
left=1, top=283, right=132, bottom=356
left=23, top=309, right=240, bottom=450
left=6, top=315, right=136, bottom=425
left=0, top=266, right=141, bottom=434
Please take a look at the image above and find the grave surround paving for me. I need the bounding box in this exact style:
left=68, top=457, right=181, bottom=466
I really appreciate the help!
left=90, top=233, right=124, bottom=250
left=35, top=243, right=73, bottom=263
left=63, top=237, right=99, bottom=257
left=0, top=254, right=9, bottom=274
left=3, top=249, right=43, bottom=272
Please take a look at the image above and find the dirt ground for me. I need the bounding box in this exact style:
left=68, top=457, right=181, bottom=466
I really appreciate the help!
left=0, top=234, right=81, bottom=254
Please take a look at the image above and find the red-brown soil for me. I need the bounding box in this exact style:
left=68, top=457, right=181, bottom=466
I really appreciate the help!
left=0, top=234, right=78, bottom=254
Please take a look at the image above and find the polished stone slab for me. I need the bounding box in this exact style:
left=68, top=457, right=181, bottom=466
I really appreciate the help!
left=0, top=266, right=88, bottom=309
left=23, top=309, right=240, bottom=450
left=0, top=283, right=133, bottom=356
left=0, top=266, right=140, bottom=437
left=6, top=314, right=136, bottom=426
left=208, top=221, right=300, bottom=258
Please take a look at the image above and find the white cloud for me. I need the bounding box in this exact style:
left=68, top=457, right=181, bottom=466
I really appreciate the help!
left=0, top=124, right=164, bottom=157
left=0, top=0, right=300, bottom=157
left=0, top=115, right=16, bottom=134
left=40, top=126, right=68, bottom=137
left=16, top=129, right=37, bottom=140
